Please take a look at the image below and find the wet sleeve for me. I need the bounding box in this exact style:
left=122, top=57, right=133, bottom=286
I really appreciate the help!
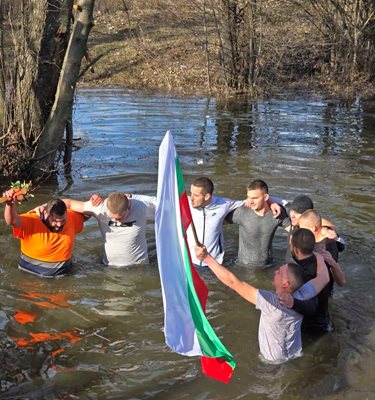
left=295, top=281, right=316, bottom=300
left=292, top=282, right=318, bottom=316
left=292, top=297, right=318, bottom=316
left=226, top=208, right=241, bottom=224
left=278, top=208, right=291, bottom=229
left=133, top=195, right=156, bottom=219
left=336, top=236, right=346, bottom=253
left=269, top=195, right=290, bottom=208
left=83, top=200, right=102, bottom=217
left=227, top=199, right=244, bottom=213
left=83, top=200, right=94, bottom=213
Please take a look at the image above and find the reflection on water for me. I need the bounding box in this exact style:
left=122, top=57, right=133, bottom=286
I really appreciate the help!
left=0, top=89, right=374, bottom=399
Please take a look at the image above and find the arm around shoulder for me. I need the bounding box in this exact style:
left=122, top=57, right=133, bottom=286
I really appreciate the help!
left=329, top=259, right=346, bottom=287
left=63, top=198, right=86, bottom=214
left=309, top=253, right=330, bottom=294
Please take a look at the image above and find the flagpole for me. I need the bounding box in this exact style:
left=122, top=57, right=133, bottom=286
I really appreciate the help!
left=190, top=218, right=202, bottom=247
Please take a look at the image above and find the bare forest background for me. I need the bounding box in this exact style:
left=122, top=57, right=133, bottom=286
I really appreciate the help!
left=0, top=0, right=374, bottom=182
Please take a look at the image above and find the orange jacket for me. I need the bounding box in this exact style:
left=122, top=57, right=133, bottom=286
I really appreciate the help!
left=13, top=210, right=84, bottom=262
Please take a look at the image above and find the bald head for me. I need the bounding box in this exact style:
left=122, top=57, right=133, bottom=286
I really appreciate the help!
left=299, top=209, right=322, bottom=231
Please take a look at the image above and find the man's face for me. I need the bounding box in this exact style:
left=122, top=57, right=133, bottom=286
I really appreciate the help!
left=290, top=209, right=301, bottom=226
left=108, top=209, right=128, bottom=222
left=45, top=212, right=67, bottom=232
left=190, top=185, right=211, bottom=208
left=246, top=189, right=268, bottom=212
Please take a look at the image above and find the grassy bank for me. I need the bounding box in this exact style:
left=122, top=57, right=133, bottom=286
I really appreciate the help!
left=79, top=1, right=374, bottom=99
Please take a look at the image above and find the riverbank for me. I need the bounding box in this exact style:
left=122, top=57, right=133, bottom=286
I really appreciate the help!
left=79, top=3, right=375, bottom=100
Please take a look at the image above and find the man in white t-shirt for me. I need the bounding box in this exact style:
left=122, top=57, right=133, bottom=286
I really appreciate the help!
left=194, top=243, right=329, bottom=364
left=64, top=192, right=156, bottom=266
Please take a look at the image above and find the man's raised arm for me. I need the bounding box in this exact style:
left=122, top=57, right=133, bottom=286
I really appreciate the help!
left=195, top=246, right=258, bottom=305
left=3, top=190, right=22, bottom=229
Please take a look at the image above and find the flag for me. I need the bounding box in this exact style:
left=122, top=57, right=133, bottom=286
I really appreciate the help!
left=155, top=131, right=236, bottom=383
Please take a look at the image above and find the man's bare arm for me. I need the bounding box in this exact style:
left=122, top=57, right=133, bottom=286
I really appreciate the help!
left=195, top=246, right=258, bottom=305
left=3, top=190, right=22, bottom=229
left=318, top=249, right=346, bottom=287
left=63, top=198, right=86, bottom=214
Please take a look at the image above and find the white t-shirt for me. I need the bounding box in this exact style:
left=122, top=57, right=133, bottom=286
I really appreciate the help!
left=256, top=282, right=316, bottom=363
left=84, top=195, right=156, bottom=266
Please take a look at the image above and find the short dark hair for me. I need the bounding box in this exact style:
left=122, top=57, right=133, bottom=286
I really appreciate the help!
left=291, top=195, right=314, bottom=214
left=291, top=228, right=315, bottom=255
left=46, top=199, right=67, bottom=216
left=287, top=262, right=304, bottom=291
left=247, top=179, right=269, bottom=193
left=192, top=177, right=214, bottom=195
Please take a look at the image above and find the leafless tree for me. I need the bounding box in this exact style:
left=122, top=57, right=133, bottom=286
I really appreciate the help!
left=296, top=0, right=375, bottom=80
left=0, top=0, right=95, bottom=182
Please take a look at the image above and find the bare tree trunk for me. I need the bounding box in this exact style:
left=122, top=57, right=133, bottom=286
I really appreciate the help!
left=32, top=0, right=95, bottom=179
left=211, top=0, right=229, bottom=88
left=203, top=0, right=211, bottom=94
left=63, top=116, right=73, bottom=179
left=0, top=0, right=6, bottom=129
left=217, top=0, right=259, bottom=92
left=247, top=0, right=257, bottom=90
left=35, top=0, right=74, bottom=123
left=12, top=0, right=47, bottom=140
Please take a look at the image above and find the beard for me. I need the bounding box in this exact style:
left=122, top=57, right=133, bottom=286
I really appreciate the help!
left=43, top=220, right=64, bottom=233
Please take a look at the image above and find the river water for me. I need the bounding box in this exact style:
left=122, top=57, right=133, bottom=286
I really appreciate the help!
left=0, top=89, right=374, bottom=399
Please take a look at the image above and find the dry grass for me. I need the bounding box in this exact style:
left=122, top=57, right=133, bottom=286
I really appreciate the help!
left=81, top=2, right=210, bottom=95
left=79, top=0, right=374, bottom=98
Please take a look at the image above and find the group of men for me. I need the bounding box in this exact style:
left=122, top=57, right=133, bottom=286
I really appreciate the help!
left=2, top=176, right=346, bottom=365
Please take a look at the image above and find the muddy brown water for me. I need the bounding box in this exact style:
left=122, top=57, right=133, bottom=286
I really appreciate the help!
left=0, top=89, right=374, bottom=399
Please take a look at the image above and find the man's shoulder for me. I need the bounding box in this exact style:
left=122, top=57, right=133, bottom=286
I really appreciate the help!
left=129, top=199, right=151, bottom=217
left=232, top=204, right=248, bottom=216
left=19, top=212, right=39, bottom=221
left=67, top=209, right=84, bottom=217
left=257, top=289, right=279, bottom=309
left=131, top=198, right=149, bottom=208
left=66, top=209, right=85, bottom=225
left=258, top=289, right=275, bottom=299
left=18, top=213, right=41, bottom=230
left=211, top=195, right=231, bottom=205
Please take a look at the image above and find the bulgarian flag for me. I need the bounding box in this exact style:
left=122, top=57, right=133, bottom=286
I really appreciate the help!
left=155, top=131, right=236, bottom=383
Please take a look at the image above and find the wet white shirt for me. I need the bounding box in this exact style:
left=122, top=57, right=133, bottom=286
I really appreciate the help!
left=84, top=195, right=156, bottom=266
left=256, top=282, right=316, bottom=363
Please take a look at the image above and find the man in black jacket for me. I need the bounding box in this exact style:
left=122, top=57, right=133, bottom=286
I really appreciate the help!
left=280, top=228, right=334, bottom=333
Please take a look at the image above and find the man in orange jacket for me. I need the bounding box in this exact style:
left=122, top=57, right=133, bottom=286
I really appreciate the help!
left=3, top=189, right=84, bottom=277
